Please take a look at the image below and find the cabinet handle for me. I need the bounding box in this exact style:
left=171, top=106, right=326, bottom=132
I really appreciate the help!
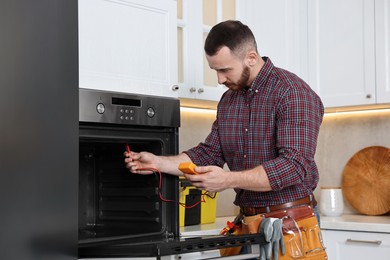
left=366, top=94, right=372, bottom=98
left=171, top=85, right=179, bottom=91
left=346, top=238, right=382, bottom=245
left=189, top=87, right=196, bottom=93
left=198, top=88, right=204, bottom=94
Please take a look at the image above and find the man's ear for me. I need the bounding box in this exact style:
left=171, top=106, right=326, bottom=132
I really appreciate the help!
left=246, top=51, right=258, bottom=67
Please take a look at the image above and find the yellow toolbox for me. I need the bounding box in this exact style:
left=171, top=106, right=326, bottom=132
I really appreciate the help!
left=179, top=179, right=218, bottom=226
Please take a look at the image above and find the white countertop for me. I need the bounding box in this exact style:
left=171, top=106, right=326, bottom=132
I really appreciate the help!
left=180, top=214, right=390, bottom=237
left=320, top=214, right=390, bottom=233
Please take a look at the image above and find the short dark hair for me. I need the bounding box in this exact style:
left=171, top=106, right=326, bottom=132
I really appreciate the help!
left=204, top=20, right=258, bottom=57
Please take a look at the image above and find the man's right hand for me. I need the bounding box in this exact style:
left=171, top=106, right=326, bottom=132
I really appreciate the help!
left=124, top=151, right=159, bottom=174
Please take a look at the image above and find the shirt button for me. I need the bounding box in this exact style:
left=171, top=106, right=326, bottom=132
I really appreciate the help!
left=245, top=128, right=248, bottom=132
left=255, top=90, right=258, bottom=93
left=243, top=155, right=247, bottom=158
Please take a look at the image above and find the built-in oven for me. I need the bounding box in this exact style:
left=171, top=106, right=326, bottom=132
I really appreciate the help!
left=78, top=89, right=263, bottom=259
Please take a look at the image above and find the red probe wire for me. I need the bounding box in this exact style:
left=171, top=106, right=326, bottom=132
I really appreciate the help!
left=125, top=144, right=215, bottom=209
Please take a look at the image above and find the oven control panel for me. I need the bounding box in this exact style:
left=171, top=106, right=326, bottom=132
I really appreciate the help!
left=79, top=88, right=180, bottom=127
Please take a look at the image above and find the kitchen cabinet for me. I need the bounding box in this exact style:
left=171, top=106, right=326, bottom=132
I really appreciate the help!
left=238, top=0, right=390, bottom=109
left=237, top=0, right=309, bottom=83
left=307, top=0, right=390, bottom=108
left=177, top=0, right=235, bottom=107
left=322, top=229, right=390, bottom=259
left=79, top=0, right=178, bottom=98
left=320, top=214, right=390, bottom=260
left=375, top=0, right=390, bottom=104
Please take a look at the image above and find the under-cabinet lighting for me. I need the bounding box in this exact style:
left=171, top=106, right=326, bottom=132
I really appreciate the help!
left=180, top=106, right=390, bottom=116
left=324, top=108, right=390, bottom=117
left=180, top=106, right=217, bottom=114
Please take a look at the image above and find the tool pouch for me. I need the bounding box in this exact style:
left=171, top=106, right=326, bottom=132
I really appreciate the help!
left=220, top=214, right=265, bottom=256
left=242, top=214, right=263, bottom=234
left=219, top=213, right=244, bottom=257
left=219, top=225, right=243, bottom=256
left=281, top=215, right=328, bottom=259
left=266, top=206, right=327, bottom=259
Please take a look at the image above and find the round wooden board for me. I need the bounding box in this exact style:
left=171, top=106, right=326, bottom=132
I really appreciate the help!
left=342, top=146, right=390, bottom=215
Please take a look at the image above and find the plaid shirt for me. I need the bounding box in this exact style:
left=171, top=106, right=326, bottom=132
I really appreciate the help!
left=185, top=57, right=324, bottom=207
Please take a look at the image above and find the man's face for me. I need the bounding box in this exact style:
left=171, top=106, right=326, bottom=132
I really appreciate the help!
left=206, top=46, right=250, bottom=91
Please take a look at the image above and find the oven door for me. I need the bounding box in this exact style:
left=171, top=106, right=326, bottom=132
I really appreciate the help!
left=78, top=123, right=179, bottom=250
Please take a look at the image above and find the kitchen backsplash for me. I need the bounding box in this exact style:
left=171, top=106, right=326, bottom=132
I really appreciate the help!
left=179, top=107, right=390, bottom=217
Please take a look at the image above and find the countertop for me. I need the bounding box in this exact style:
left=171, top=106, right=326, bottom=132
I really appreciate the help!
left=320, top=214, right=390, bottom=233
left=180, top=214, right=390, bottom=237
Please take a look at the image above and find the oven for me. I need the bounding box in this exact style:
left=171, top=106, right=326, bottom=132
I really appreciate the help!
left=78, top=89, right=263, bottom=259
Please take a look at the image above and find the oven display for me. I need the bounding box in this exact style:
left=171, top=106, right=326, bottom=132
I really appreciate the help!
left=112, top=97, right=141, bottom=107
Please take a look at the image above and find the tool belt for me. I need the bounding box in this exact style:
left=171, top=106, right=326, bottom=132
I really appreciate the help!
left=220, top=197, right=328, bottom=259
left=241, top=195, right=317, bottom=216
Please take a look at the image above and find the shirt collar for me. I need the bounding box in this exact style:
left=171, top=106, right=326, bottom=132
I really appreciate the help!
left=248, top=57, right=274, bottom=92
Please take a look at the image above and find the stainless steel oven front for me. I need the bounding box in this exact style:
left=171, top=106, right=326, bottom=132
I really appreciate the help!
left=78, top=88, right=180, bottom=257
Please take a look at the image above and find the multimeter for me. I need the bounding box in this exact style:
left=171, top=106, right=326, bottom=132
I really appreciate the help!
left=178, top=162, right=200, bottom=175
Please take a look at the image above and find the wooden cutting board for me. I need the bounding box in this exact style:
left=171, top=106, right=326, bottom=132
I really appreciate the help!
left=342, top=146, right=390, bottom=215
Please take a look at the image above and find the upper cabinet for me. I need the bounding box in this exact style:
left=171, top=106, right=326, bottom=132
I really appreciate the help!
left=177, top=0, right=236, bottom=107
left=308, top=0, right=390, bottom=108
left=375, top=0, right=390, bottom=104
left=307, top=0, right=377, bottom=108
left=237, top=0, right=309, bottom=84
left=79, top=0, right=178, bottom=98
left=238, top=0, right=390, bottom=109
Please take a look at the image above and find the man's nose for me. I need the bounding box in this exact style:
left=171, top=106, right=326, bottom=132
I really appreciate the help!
left=217, top=73, right=226, bottom=85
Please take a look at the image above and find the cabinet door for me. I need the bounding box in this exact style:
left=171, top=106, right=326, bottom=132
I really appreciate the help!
left=79, top=0, right=178, bottom=98
left=177, top=0, right=234, bottom=103
left=375, top=0, right=390, bottom=104
left=322, top=230, right=390, bottom=260
left=237, top=0, right=309, bottom=83
left=308, top=0, right=376, bottom=108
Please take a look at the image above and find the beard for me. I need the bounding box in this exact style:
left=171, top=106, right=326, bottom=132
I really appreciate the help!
left=224, top=65, right=250, bottom=91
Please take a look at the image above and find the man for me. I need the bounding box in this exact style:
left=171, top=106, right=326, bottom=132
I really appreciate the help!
left=125, top=20, right=326, bottom=259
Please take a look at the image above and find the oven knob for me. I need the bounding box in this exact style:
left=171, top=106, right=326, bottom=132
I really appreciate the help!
left=147, top=107, right=155, bottom=118
left=96, top=103, right=105, bottom=114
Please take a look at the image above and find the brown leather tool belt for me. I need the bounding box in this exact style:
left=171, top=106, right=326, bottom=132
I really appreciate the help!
left=240, top=195, right=317, bottom=216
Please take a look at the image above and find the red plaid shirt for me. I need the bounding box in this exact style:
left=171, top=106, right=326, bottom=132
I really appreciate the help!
left=185, top=58, right=324, bottom=208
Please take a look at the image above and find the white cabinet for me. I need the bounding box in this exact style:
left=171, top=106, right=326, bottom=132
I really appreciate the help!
left=79, top=0, right=178, bottom=98
left=238, top=0, right=390, bottom=109
left=375, top=0, right=390, bottom=104
left=237, top=0, right=309, bottom=83
left=307, top=0, right=376, bottom=108
left=177, top=0, right=235, bottom=106
left=322, top=229, right=390, bottom=260
left=308, top=0, right=390, bottom=108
